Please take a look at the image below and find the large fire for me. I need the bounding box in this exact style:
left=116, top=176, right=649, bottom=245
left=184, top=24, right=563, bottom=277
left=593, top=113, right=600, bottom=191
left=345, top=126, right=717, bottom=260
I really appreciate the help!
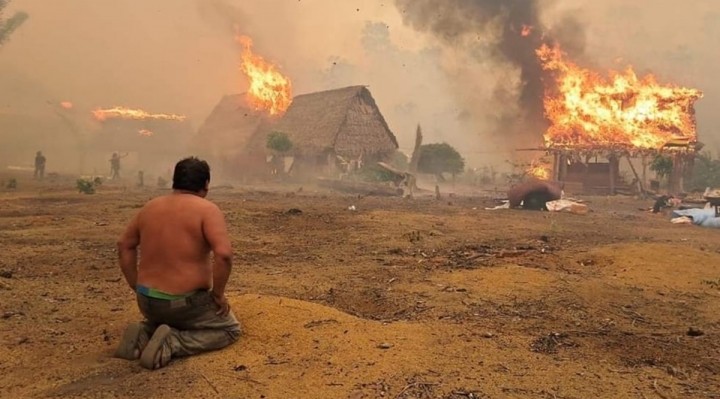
left=537, top=44, right=703, bottom=150
left=236, top=35, right=292, bottom=116
left=93, top=107, right=186, bottom=122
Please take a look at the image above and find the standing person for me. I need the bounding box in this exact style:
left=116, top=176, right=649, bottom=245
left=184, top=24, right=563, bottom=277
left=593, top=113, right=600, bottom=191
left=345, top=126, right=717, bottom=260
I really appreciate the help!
left=34, top=151, right=46, bottom=179
left=114, top=156, right=241, bottom=370
left=110, top=152, right=129, bottom=180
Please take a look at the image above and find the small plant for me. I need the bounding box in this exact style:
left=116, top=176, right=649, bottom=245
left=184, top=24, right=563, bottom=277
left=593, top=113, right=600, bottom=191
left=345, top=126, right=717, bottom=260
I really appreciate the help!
left=93, top=177, right=103, bottom=186
left=701, top=277, right=720, bottom=290
left=76, top=178, right=95, bottom=195
left=6, top=178, right=17, bottom=189
left=157, top=177, right=168, bottom=188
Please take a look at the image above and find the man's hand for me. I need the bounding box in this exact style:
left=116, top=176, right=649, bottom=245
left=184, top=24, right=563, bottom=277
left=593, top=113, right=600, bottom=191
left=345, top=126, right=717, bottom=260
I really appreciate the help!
left=212, top=292, right=231, bottom=316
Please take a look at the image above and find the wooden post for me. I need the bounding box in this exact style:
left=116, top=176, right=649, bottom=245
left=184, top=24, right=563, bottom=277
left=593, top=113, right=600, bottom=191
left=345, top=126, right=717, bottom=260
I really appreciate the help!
left=625, top=155, right=646, bottom=197
left=409, top=125, right=423, bottom=175
left=559, top=154, right=568, bottom=181
left=668, top=152, right=684, bottom=194
left=137, top=171, right=144, bottom=187
left=608, top=153, right=617, bottom=196
left=641, top=154, right=647, bottom=189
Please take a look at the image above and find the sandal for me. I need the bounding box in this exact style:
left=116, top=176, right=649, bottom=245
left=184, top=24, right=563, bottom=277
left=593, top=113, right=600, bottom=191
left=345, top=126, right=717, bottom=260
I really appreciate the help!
left=114, top=323, right=150, bottom=360
left=140, top=324, right=173, bottom=370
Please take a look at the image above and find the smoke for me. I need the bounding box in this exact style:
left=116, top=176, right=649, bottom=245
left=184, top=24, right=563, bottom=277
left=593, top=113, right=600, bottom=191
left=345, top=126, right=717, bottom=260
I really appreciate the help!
left=195, top=0, right=247, bottom=34
left=392, top=0, right=586, bottom=147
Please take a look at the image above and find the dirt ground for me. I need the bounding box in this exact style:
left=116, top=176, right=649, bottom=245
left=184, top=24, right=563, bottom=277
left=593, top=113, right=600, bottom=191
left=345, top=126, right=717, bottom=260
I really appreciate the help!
left=1, top=173, right=719, bottom=399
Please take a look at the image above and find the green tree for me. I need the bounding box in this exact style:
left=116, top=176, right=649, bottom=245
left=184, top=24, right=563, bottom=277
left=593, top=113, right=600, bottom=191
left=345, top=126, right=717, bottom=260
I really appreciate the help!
left=688, top=152, right=720, bottom=192
left=266, top=131, right=293, bottom=176
left=650, top=154, right=673, bottom=181
left=417, top=143, right=465, bottom=181
left=266, top=131, right=293, bottom=154
left=0, top=0, right=28, bottom=47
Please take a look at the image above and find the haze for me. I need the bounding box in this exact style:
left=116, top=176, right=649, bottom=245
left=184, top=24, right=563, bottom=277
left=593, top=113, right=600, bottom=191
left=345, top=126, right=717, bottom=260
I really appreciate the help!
left=1, top=0, right=718, bottom=174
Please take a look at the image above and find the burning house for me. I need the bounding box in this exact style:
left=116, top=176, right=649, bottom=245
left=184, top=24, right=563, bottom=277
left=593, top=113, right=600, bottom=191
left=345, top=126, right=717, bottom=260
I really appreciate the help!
left=524, top=44, right=703, bottom=195
left=196, top=85, right=399, bottom=179
left=192, top=94, right=272, bottom=177
left=193, top=34, right=398, bottom=179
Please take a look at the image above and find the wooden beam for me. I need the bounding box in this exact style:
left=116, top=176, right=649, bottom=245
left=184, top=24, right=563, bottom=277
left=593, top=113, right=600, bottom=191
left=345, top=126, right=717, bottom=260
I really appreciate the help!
left=608, top=154, right=617, bottom=195
left=408, top=124, right=423, bottom=175
left=624, top=155, right=646, bottom=198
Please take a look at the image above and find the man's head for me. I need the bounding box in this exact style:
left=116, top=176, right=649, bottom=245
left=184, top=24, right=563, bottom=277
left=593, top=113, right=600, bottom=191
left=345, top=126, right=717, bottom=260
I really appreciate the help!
left=172, top=156, right=211, bottom=197
left=36, top=151, right=42, bottom=156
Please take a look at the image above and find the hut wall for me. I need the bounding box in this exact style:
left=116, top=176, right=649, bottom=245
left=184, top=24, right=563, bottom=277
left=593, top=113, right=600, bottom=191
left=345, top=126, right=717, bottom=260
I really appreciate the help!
left=562, top=160, right=627, bottom=195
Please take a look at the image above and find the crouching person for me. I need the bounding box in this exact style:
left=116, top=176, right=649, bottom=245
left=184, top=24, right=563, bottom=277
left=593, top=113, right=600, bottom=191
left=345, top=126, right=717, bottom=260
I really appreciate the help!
left=113, top=156, right=241, bottom=370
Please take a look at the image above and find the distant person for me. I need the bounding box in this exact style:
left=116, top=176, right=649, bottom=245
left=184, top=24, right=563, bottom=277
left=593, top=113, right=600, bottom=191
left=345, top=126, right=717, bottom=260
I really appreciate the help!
left=110, top=152, right=129, bottom=180
left=114, top=156, right=241, bottom=370
left=34, top=151, right=46, bottom=179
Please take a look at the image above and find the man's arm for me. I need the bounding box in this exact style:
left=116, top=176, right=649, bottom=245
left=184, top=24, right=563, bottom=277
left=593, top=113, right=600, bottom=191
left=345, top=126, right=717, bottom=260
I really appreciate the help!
left=117, top=212, right=141, bottom=290
left=202, top=204, right=233, bottom=298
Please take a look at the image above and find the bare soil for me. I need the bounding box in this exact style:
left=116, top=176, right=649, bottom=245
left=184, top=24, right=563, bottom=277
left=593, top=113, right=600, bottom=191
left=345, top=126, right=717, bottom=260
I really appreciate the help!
left=1, top=173, right=719, bottom=399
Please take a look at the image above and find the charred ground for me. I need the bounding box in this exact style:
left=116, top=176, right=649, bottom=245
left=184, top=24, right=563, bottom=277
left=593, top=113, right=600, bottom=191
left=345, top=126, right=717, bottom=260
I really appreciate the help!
left=0, top=174, right=719, bottom=399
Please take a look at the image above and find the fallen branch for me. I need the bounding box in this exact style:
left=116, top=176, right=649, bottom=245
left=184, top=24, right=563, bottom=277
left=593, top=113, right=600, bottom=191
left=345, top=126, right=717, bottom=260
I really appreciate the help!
left=200, top=372, right=219, bottom=395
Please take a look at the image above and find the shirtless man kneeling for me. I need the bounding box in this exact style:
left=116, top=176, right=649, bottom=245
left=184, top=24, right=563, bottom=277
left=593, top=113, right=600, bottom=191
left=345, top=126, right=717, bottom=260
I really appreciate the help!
left=113, top=156, right=241, bottom=370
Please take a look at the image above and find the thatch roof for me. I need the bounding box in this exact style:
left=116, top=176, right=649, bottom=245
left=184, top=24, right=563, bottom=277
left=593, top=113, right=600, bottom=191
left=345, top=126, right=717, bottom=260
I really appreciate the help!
left=193, top=94, right=270, bottom=161
left=247, top=86, right=398, bottom=157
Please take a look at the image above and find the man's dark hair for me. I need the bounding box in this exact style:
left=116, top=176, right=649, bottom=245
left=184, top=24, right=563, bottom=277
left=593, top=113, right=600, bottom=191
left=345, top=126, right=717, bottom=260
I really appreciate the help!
left=172, top=157, right=210, bottom=192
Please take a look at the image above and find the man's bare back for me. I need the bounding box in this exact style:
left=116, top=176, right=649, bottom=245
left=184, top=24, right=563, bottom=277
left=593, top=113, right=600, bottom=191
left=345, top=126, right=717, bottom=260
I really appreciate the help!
left=132, top=194, right=230, bottom=293
left=114, top=157, right=240, bottom=370
left=118, top=191, right=232, bottom=296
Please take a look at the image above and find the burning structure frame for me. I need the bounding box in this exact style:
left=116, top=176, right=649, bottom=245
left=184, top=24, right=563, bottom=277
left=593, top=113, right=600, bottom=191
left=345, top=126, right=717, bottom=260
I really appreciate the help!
left=518, top=138, right=701, bottom=196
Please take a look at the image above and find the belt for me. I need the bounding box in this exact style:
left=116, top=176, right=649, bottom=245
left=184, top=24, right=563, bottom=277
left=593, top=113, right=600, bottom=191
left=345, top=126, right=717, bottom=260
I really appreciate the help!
left=138, top=289, right=214, bottom=309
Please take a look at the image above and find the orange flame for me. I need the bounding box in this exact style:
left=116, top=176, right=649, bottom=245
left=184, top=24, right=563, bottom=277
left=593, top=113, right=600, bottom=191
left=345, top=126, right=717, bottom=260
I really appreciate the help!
left=521, top=25, right=533, bottom=37
left=60, top=101, right=73, bottom=109
left=138, top=129, right=153, bottom=136
left=537, top=44, right=703, bottom=150
left=93, top=106, right=186, bottom=122
left=527, top=161, right=550, bottom=180
left=236, top=35, right=292, bottom=116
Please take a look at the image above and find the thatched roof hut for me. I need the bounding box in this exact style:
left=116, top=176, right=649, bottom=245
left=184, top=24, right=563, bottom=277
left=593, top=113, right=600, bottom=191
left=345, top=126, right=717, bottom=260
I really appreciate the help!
left=193, top=94, right=271, bottom=163
left=247, top=85, right=398, bottom=159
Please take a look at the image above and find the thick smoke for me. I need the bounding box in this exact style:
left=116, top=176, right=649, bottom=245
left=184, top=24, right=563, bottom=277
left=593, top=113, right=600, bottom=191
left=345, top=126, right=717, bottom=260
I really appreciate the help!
left=393, top=0, right=586, bottom=146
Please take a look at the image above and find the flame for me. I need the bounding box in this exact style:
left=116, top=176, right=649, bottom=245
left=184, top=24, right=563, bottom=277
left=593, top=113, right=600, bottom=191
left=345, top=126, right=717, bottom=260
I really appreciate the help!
left=60, top=101, right=73, bottom=109
left=521, top=25, right=533, bottom=37
left=527, top=161, right=550, bottom=180
left=236, top=35, right=292, bottom=116
left=138, top=129, right=153, bottom=136
left=537, top=44, right=703, bottom=150
left=93, top=107, right=186, bottom=122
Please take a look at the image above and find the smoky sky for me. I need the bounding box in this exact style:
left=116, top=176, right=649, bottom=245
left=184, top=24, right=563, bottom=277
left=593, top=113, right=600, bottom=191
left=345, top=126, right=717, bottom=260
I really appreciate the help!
left=393, top=0, right=585, bottom=133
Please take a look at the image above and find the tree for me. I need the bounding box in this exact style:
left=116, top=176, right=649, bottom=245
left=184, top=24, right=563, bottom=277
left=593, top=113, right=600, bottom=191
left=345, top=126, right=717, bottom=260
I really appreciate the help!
left=688, top=152, right=720, bottom=192
left=650, top=154, right=673, bottom=181
left=266, top=131, right=293, bottom=154
left=266, top=131, right=293, bottom=176
left=417, top=142, right=465, bottom=181
left=0, top=0, right=29, bottom=47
